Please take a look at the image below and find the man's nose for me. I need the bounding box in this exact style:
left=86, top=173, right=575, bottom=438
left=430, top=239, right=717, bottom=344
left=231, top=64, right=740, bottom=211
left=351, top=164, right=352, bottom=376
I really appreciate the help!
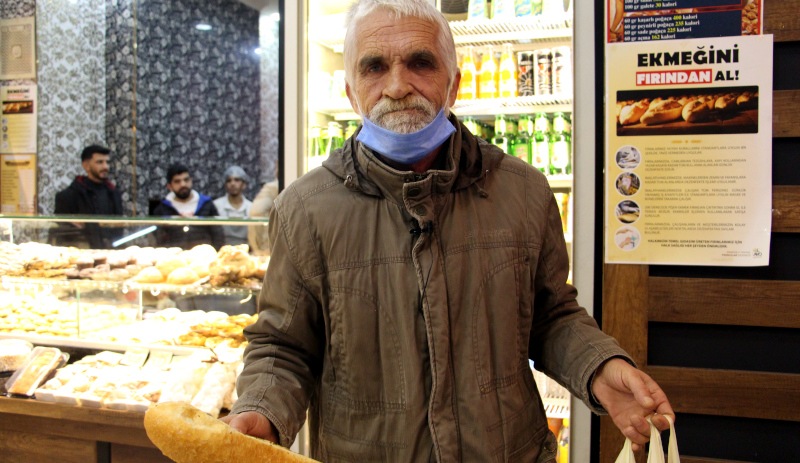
left=383, top=66, right=413, bottom=100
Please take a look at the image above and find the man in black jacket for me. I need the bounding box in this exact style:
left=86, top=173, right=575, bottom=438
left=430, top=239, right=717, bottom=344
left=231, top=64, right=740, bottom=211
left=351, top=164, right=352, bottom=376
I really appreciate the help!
left=53, top=145, right=124, bottom=248
left=150, top=163, right=224, bottom=250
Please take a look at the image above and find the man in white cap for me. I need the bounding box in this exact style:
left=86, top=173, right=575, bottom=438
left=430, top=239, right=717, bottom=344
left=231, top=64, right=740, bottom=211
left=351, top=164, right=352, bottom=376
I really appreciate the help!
left=213, top=165, right=253, bottom=246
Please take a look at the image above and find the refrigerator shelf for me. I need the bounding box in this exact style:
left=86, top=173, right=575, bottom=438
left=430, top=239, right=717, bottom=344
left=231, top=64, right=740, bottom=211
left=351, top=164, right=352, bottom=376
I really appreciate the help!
left=312, top=96, right=573, bottom=121
left=309, top=14, right=573, bottom=53
left=453, top=95, right=573, bottom=116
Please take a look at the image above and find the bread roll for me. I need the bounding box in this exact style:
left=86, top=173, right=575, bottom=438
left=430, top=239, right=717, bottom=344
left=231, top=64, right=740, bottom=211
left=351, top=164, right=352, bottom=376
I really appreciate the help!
left=167, top=267, right=200, bottom=285
left=133, top=266, right=165, bottom=283
left=144, top=402, right=316, bottom=463
left=640, top=100, right=683, bottom=125
left=681, top=99, right=711, bottom=123
left=618, top=100, right=649, bottom=125
left=156, top=256, right=187, bottom=279
left=714, top=93, right=737, bottom=111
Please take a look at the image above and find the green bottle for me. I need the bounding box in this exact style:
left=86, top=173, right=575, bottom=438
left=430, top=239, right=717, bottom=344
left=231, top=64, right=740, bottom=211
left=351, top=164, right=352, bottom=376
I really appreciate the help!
left=532, top=113, right=550, bottom=174
left=344, top=120, right=359, bottom=139
left=325, top=121, right=344, bottom=156
left=549, top=112, right=571, bottom=175
left=511, top=114, right=532, bottom=164
left=491, top=115, right=511, bottom=154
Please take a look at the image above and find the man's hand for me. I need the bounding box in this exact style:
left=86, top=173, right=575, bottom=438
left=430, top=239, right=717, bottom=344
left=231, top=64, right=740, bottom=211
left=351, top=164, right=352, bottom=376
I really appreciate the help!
left=220, top=411, right=279, bottom=444
left=591, top=358, right=675, bottom=451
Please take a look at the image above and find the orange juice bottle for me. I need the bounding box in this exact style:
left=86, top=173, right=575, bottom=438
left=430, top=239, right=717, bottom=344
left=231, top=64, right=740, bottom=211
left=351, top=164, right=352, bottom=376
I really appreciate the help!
left=498, top=43, right=518, bottom=98
left=478, top=45, right=498, bottom=99
left=458, top=47, right=478, bottom=100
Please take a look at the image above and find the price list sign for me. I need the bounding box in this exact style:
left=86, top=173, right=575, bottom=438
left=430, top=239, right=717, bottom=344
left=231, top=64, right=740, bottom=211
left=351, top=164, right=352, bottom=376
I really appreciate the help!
left=608, top=0, right=763, bottom=43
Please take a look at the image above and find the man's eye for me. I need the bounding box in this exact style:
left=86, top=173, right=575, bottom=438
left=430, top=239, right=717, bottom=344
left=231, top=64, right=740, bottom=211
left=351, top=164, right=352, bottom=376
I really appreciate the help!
left=412, top=60, right=434, bottom=69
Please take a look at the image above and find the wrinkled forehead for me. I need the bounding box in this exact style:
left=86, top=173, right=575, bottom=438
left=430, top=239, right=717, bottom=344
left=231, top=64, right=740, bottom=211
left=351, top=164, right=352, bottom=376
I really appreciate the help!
left=346, top=10, right=443, bottom=73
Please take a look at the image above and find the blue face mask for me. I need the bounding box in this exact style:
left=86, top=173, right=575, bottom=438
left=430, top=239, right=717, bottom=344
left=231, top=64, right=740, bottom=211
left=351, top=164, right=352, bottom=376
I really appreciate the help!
left=356, top=108, right=456, bottom=165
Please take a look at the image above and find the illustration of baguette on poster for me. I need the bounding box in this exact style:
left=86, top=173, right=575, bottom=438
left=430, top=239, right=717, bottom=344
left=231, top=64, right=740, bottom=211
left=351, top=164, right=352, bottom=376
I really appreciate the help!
left=608, top=0, right=763, bottom=44
left=604, top=35, right=773, bottom=266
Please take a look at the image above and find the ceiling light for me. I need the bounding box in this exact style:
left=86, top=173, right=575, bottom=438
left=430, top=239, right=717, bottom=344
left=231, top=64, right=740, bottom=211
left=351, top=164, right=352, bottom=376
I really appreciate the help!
left=195, top=23, right=212, bottom=31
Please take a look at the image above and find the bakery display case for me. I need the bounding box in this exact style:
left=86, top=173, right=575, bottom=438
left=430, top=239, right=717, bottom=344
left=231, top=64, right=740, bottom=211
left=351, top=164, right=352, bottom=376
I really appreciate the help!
left=0, top=214, right=268, bottom=462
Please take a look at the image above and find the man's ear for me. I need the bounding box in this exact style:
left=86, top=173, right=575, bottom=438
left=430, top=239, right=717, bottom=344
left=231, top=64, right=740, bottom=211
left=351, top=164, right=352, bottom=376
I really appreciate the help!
left=345, top=83, right=361, bottom=116
left=447, top=69, right=462, bottom=109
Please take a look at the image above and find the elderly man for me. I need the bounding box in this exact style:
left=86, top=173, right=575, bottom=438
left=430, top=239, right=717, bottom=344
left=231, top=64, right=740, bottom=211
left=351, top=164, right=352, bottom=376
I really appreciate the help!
left=224, top=1, right=674, bottom=461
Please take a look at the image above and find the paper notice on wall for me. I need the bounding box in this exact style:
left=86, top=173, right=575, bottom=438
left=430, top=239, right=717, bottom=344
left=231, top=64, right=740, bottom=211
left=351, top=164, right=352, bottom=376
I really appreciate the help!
left=0, top=17, right=37, bottom=80
left=1, top=85, right=37, bottom=154
left=1, top=153, right=37, bottom=214
left=608, top=0, right=763, bottom=44
left=604, top=35, right=773, bottom=266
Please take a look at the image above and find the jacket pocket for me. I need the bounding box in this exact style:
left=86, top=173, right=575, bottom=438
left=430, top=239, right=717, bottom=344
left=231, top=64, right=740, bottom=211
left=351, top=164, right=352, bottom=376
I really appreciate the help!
left=471, top=252, right=532, bottom=393
left=326, top=286, right=407, bottom=410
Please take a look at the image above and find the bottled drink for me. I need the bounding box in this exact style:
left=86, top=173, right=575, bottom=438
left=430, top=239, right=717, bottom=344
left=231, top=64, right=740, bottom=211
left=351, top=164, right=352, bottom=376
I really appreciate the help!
left=549, top=112, right=571, bottom=175
left=511, top=114, right=531, bottom=164
left=345, top=120, right=359, bottom=139
left=517, top=51, right=534, bottom=96
left=325, top=121, right=344, bottom=156
left=491, top=115, right=511, bottom=153
left=557, top=418, right=570, bottom=463
left=478, top=46, right=498, bottom=99
left=532, top=112, right=550, bottom=174
left=308, top=126, right=322, bottom=159
left=462, top=116, right=480, bottom=137
left=498, top=43, right=518, bottom=98
left=458, top=47, right=478, bottom=101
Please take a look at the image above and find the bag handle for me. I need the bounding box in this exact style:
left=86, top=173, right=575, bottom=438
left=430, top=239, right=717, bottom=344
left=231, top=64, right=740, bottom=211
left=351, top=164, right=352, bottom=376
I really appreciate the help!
left=615, top=415, right=680, bottom=463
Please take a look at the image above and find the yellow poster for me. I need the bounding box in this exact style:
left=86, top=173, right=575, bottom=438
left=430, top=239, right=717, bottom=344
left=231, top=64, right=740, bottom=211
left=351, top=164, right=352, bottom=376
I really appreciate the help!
left=604, top=35, right=772, bottom=266
left=1, top=153, right=37, bottom=214
left=1, top=85, right=37, bottom=154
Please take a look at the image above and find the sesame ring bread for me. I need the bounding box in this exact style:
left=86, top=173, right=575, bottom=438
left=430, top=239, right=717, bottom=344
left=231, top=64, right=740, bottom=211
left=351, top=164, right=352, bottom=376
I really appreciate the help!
left=144, top=402, right=316, bottom=463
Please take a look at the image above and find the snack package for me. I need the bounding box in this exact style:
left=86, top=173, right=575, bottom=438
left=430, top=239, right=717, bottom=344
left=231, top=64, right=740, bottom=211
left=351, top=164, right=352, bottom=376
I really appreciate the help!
left=4, top=346, right=67, bottom=396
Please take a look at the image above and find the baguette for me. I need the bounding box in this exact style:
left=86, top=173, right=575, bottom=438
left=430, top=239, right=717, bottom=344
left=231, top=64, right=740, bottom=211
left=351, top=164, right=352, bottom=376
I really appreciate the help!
left=681, top=99, right=711, bottom=123
left=640, top=100, right=683, bottom=125
left=144, top=401, right=316, bottom=463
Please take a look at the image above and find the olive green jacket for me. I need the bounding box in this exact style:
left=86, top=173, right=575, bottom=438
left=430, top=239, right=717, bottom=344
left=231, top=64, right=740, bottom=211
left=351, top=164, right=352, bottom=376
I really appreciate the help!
left=232, top=116, right=631, bottom=462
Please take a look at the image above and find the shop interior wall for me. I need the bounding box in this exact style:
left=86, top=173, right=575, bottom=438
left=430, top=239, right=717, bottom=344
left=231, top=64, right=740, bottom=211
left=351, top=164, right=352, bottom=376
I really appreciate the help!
left=596, top=2, right=800, bottom=462
left=2, top=0, right=279, bottom=217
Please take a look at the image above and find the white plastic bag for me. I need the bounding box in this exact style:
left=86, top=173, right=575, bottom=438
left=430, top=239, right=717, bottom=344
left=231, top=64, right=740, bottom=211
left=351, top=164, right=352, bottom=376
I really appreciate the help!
left=614, top=415, right=680, bottom=463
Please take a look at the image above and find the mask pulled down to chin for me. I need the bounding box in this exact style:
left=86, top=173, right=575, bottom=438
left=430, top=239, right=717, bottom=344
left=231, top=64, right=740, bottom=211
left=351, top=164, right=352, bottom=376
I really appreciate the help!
left=356, top=108, right=456, bottom=165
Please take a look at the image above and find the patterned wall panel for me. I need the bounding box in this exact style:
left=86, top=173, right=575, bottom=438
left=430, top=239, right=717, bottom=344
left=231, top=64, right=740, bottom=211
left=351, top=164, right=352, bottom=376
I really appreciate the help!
left=105, top=0, right=137, bottom=215
left=0, top=0, right=34, bottom=18
left=135, top=0, right=262, bottom=210
left=259, top=11, right=279, bottom=184
left=35, top=0, right=107, bottom=215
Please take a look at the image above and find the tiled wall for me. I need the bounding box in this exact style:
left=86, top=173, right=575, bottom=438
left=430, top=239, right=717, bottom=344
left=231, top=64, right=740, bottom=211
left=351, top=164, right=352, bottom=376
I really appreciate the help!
left=3, top=0, right=278, bottom=216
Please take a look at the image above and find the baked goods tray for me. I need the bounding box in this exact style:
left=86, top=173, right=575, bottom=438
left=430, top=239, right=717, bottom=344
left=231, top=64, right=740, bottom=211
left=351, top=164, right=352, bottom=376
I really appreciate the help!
left=0, top=276, right=259, bottom=295
left=0, top=332, right=201, bottom=356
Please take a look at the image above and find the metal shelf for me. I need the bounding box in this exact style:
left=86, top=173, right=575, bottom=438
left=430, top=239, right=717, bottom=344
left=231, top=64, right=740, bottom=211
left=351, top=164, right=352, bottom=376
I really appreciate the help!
left=309, top=15, right=572, bottom=53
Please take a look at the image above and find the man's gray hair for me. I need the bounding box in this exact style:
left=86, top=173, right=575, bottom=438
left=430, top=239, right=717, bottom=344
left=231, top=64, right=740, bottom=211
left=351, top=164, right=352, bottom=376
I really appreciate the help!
left=343, top=0, right=458, bottom=87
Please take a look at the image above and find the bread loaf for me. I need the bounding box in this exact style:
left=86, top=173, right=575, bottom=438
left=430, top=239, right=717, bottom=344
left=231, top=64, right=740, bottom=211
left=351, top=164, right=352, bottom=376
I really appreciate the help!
left=618, top=100, right=649, bottom=125
left=640, top=100, right=683, bottom=125
left=681, top=99, right=711, bottom=123
left=144, top=402, right=316, bottom=463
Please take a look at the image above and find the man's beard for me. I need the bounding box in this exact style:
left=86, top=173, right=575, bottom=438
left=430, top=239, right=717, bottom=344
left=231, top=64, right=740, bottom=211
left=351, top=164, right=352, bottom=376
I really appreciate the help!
left=368, top=96, right=437, bottom=134
left=90, top=168, right=108, bottom=180
left=175, top=188, right=192, bottom=200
